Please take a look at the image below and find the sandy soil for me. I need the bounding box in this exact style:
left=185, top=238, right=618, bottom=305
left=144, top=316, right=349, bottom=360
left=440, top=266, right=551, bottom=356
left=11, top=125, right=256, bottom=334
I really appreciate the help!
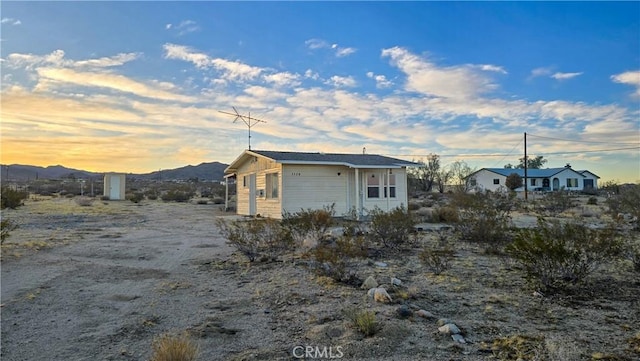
left=1, top=197, right=639, bottom=360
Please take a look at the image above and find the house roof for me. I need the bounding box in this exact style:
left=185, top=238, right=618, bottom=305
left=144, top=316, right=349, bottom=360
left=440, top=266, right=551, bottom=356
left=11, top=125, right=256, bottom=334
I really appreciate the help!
left=225, top=149, right=419, bottom=174
left=474, top=167, right=588, bottom=178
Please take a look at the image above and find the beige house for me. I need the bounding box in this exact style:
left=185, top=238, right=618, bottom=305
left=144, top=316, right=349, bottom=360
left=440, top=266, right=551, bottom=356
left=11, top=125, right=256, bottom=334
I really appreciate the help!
left=224, top=150, right=418, bottom=219
left=103, top=173, right=126, bottom=200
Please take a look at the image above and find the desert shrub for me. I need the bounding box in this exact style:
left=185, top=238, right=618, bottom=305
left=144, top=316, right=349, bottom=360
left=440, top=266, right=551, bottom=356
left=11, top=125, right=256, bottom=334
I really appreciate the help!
left=343, top=307, right=379, bottom=337
left=161, top=189, right=194, bottom=202
left=506, top=219, right=624, bottom=293
left=431, top=206, right=459, bottom=223
left=150, top=332, right=198, bottom=361
left=1, top=219, right=18, bottom=244
left=100, top=195, right=110, bottom=201
left=308, top=233, right=367, bottom=284
left=419, top=230, right=456, bottom=274
left=1, top=186, right=28, bottom=209
left=606, top=184, right=640, bottom=229
left=211, top=197, right=224, bottom=204
left=74, top=196, right=94, bottom=206
left=282, top=204, right=335, bottom=246
left=407, top=201, right=421, bottom=211
left=536, top=189, right=576, bottom=216
left=127, top=192, right=144, bottom=203
left=215, top=218, right=294, bottom=262
left=489, top=334, right=546, bottom=361
left=454, top=191, right=514, bottom=252
left=587, top=196, right=598, bottom=205
left=369, top=206, right=416, bottom=249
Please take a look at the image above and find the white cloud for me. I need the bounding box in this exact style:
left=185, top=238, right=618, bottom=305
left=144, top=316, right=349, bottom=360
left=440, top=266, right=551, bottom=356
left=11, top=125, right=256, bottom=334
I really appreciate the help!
left=5, top=49, right=140, bottom=70
left=304, top=69, right=320, bottom=81
left=530, top=67, right=552, bottom=78
left=263, top=71, right=301, bottom=87
left=165, top=20, right=200, bottom=35
left=477, top=64, right=507, bottom=74
left=305, top=38, right=356, bottom=57
left=326, top=75, right=356, bottom=88
left=74, top=53, right=142, bottom=68
left=611, top=70, right=640, bottom=97
left=381, top=46, right=498, bottom=99
left=1, top=18, right=21, bottom=26
left=551, top=72, right=583, bottom=80
left=366, top=72, right=393, bottom=88
left=165, top=24, right=172, bottom=30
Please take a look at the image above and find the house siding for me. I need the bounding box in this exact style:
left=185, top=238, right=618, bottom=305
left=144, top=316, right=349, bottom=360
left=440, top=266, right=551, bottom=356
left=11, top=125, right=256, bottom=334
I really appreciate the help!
left=282, top=164, right=351, bottom=216
left=235, top=156, right=283, bottom=218
left=361, top=169, right=409, bottom=213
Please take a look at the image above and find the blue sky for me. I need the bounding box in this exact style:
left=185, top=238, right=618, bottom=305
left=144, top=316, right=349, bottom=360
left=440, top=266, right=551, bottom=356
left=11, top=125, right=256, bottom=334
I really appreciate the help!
left=1, top=2, right=639, bottom=182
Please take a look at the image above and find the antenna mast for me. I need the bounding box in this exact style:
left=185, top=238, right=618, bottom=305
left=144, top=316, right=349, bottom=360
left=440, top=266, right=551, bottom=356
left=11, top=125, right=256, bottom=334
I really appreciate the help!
left=218, top=107, right=267, bottom=150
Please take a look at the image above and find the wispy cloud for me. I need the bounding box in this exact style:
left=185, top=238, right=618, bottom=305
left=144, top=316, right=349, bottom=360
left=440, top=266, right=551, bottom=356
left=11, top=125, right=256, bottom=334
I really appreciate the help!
left=381, top=46, right=498, bottom=99
left=326, top=75, right=356, bottom=88
left=476, top=64, right=508, bottom=74
left=305, top=38, right=357, bottom=58
left=366, top=72, right=393, bottom=88
left=5, top=49, right=140, bottom=70
left=611, top=70, right=640, bottom=97
left=165, top=20, right=200, bottom=36
left=529, top=66, right=553, bottom=79
left=1, top=18, right=21, bottom=26
left=551, top=71, right=583, bottom=80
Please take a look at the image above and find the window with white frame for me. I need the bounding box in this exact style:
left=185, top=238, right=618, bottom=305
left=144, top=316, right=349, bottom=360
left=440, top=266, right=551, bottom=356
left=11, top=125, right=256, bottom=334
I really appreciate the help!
left=367, top=173, right=380, bottom=198
left=384, top=173, right=396, bottom=198
left=531, top=178, right=536, bottom=186
left=266, top=172, right=278, bottom=199
left=493, top=179, right=500, bottom=185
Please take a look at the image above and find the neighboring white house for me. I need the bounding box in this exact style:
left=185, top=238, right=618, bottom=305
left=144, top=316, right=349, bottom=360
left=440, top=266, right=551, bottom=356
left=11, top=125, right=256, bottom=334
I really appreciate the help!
left=103, top=173, right=126, bottom=200
left=224, top=150, right=418, bottom=219
left=469, top=164, right=599, bottom=192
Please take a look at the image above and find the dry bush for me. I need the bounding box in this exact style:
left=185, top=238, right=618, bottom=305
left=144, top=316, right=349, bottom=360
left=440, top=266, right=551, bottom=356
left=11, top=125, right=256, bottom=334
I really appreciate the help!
left=454, top=191, right=514, bottom=252
left=419, top=230, right=456, bottom=275
left=150, top=332, right=198, bottom=361
left=215, top=218, right=294, bottom=262
left=1, top=186, right=28, bottom=209
left=282, top=204, right=335, bottom=246
left=536, top=189, right=577, bottom=216
left=369, top=206, right=416, bottom=249
left=343, top=308, right=379, bottom=337
left=74, top=196, right=94, bottom=206
left=606, top=184, right=640, bottom=229
left=506, top=219, right=624, bottom=293
left=489, top=334, right=546, bottom=361
left=431, top=206, right=459, bottom=223
left=308, top=233, right=367, bottom=284
left=1, top=219, right=18, bottom=244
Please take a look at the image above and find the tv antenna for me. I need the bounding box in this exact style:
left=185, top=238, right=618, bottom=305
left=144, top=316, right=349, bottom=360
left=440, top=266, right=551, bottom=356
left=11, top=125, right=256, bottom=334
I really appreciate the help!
left=218, top=107, right=267, bottom=150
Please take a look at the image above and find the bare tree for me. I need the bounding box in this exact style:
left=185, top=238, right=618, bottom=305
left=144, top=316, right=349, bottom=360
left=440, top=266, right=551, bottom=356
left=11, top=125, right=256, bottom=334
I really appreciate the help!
left=449, top=161, right=476, bottom=193
left=409, top=154, right=440, bottom=192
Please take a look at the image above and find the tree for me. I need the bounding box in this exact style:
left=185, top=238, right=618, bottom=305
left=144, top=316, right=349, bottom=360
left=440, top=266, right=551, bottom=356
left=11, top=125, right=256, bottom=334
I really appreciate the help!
left=435, top=167, right=453, bottom=193
left=409, top=154, right=440, bottom=192
left=449, top=161, right=476, bottom=193
left=505, top=173, right=523, bottom=191
left=505, top=155, right=547, bottom=169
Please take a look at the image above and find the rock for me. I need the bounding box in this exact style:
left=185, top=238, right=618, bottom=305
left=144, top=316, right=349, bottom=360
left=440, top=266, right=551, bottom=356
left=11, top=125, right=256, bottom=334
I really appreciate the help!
left=437, top=318, right=452, bottom=327
left=451, top=334, right=466, bottom=343
left=438, top=323, right=461, bottom=335
left=415, top=309, right=435, bottom=319
left=361, top=276, right=378, bottom=290
left=391, top=277, right=402, bottom=286
left=372, top=287, right=392, bottom=303
left=396, top=305, right=412, bottom=319
left=374, top=261, right=388, bottom=268
left=367, top=288, right=376, bottom=298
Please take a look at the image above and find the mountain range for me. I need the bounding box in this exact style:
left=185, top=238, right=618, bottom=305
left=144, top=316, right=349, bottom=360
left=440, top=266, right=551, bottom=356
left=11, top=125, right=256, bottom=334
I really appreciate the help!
left=0, top=162, right=229, bottom=182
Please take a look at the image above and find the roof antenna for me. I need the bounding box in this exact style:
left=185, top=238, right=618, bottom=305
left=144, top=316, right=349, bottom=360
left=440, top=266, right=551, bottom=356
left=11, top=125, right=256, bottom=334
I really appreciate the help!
left=362, top=147, right=366, bottom=155
left=218, top=107, right=267, bottom=150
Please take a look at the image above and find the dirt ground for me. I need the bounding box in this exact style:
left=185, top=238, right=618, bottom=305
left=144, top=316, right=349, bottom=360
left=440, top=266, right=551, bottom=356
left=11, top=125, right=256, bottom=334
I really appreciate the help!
left=1, top=196, right=639, bottom=360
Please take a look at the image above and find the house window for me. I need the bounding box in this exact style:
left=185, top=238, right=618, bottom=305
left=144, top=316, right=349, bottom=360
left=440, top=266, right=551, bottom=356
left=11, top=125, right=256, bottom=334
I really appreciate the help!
left=243, top=175, right=248, bottom=188
left=367, top=174, right=380, bottom=198
left=383, top=173, right=396, bottom=198
left=531, top=179, right=537, bottom=186
left=470, top=178, right=477, bottom=187
left=493, top=179, right=500, bottom=185
left=566, top=178, right=578, bottom=188
left=266, top=172, right=278, bottom=199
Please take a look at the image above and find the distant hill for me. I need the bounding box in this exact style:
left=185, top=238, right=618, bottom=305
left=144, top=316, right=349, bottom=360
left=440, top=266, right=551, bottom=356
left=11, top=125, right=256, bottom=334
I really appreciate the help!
left=0, top=162, right=229, bottom=182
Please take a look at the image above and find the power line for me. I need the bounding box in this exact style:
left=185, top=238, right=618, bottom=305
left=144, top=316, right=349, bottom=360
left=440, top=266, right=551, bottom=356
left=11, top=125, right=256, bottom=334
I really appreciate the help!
left=527, top=133, right=640, bottom=146
left=386, top=146, right=639, bottom=160
left=491, top=138, right=523, bottom=168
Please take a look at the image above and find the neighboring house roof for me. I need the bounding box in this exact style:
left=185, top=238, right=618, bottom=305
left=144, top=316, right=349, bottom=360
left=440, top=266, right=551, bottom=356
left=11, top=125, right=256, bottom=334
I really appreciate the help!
left=225, top=149, right=419, bottom=174
left=577, top=170, right=601, bottom=179
left=471, top=167, right=588, bottom=178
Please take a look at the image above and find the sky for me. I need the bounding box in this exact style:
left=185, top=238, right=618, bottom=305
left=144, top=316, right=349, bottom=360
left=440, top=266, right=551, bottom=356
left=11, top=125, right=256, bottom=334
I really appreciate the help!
left=1, top=1, right=639, bottom=182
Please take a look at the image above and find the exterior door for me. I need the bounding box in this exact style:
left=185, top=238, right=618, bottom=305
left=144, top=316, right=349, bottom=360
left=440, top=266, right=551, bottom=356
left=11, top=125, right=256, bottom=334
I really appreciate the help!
left=552, top=178, right=560, bottom=191
left=249, top=174, right=256, bottom=216
left=109, top=175, right=120, bottom=199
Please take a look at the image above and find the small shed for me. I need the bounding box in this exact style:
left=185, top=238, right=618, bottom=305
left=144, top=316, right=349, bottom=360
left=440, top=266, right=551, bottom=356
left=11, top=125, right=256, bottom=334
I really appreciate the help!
left=224, top=149, right=418, bottom=219
left=103, top=173, right=126, bottom=200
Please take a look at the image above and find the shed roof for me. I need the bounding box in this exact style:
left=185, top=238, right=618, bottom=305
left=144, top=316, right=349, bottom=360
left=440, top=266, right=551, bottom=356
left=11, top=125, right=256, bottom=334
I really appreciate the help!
left=225, top=149, right=419, bottom=174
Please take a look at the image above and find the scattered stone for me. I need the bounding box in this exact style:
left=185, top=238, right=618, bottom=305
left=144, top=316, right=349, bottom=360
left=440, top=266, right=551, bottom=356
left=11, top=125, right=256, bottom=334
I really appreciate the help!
left=374, top=261, right=388, bottom=268
left=361, top=276, right=378, bottom=290
left=396, top=305, right=412, bottom=319
left=415, top=309, right=435, bottom=319
left=451, top=334, right=466, bottom=343
left=367, top=288, right=376, bottom=298
left=369, top=287, right=392, bottom=303
left=391, top=277, right=402, bottom=286
left=437, top=318, right=452, bottom=327
left=438, top=323, right=461, bottom=335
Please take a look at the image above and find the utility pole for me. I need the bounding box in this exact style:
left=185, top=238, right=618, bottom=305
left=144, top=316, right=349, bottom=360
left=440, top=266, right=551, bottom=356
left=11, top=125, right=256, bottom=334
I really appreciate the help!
left=524, top=132, right=528, bottom=201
